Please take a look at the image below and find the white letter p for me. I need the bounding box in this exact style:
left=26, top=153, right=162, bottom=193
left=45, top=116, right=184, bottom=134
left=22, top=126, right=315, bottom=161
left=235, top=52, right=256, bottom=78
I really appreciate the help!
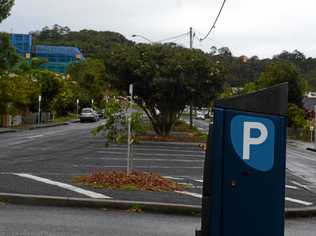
left=243, top=122, right=268, bottom=160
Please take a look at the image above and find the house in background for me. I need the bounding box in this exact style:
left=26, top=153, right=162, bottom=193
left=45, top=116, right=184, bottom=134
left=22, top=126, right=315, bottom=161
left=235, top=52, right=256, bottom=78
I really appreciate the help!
left=10, top=33, right=84, bottom=74
left=303, top=92, right=316, bottom=119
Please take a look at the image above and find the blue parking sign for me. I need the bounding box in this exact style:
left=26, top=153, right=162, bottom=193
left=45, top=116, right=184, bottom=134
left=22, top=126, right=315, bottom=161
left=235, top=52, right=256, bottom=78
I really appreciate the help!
left=230, top=115, right=275, bottom=171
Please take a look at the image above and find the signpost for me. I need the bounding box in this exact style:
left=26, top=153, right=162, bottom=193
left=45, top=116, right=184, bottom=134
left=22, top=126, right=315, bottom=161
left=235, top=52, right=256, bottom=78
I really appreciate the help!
left=38, top=95, right=42, bottom=126
left=76, top=99, right=80, bottom=118
left=314, top=105, right=316, bottom=148
left=127, top=84, right=134, bottom=174
left=196, top=83, right=288, bottom=236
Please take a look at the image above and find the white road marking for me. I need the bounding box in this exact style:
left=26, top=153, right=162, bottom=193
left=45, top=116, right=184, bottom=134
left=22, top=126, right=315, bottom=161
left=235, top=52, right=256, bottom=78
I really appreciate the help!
left=163, top=176, right=184, bottom=180
left=14, top=173, right=111, bottom=199
left=78, top=165, right=203, bottom=169
left=27, top=135, right=44, bottom=139
left=177, top=191, right=314, bottom=206
left=287, top=150, right=316, bottom=163
left=286, top=185, right=299, bottom=190
left=86, top=157, right=203, bottom=163
left=175, top=191, right=202, bottom=198
left=98, top=148, right=204, bottom=154
left=285, top=197, right=313, bottom=206
left=97, top=151, right=204, bottom=158
left=178, top=182, right=193, bottom=186
left=291, top=181, right=313, bottom=192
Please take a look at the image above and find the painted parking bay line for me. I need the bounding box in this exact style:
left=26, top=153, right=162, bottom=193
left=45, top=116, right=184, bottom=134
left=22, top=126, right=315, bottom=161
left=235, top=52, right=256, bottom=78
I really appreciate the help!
left=175, top=191, right=202, bottom=199
left=285, top=197, right=313, bottom=206
left=176, top=190, right=313, bottom=207
left=14, top=173, right=110, bottom=199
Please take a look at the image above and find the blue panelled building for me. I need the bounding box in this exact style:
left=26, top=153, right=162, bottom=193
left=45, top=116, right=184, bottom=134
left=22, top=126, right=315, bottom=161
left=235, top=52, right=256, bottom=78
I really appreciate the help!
left=10, top=34, right=32, bottom=59
left=10, top=33, right=85, bottom=74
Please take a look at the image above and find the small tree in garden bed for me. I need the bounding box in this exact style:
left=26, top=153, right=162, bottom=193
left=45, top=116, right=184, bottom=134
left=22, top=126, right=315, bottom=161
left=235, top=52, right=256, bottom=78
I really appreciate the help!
left=92, top=96, right=144, bottom=146
left=74, top=171, right=189, bottom=192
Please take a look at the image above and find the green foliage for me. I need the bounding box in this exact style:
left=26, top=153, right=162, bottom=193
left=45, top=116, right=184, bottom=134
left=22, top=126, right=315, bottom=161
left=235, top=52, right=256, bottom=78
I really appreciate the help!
left=287, top=103, right=308, bottom=129
left=0, top=33, right=19, bottom=73
left=0, top=74, right=40, bottom=114
left=92, top=97, right=144, bottom=145
left=31, top=25, right=132, bottom=58
left=67, top=58, right=108, bottom=107
left=107, top=43, right=226, bottom=135
left=0, top=0, right=14, bottom=23
left=257, top=62, right=305, bottom=107
left=50, top=80, right=78, bottom=116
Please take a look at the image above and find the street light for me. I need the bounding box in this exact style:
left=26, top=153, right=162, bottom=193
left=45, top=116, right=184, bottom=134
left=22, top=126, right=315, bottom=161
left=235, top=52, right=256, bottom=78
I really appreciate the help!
left=131, top=34, right=155, bottom=44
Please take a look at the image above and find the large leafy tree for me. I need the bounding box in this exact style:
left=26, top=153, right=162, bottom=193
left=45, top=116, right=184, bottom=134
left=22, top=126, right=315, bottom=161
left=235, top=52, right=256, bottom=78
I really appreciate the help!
left=108, top=43, right=225, bottom=135
left=257, top=62, right=305, bottom=107
left=0, top=0, right=14, bottom=23
left=67, top=58, right=107, bottom=107
left=0, top=33, right=19, bottom=73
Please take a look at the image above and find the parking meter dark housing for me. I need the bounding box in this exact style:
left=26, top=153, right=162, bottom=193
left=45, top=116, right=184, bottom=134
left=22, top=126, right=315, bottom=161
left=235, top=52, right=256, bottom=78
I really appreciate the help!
left=198, top=83, right=288, bottom=236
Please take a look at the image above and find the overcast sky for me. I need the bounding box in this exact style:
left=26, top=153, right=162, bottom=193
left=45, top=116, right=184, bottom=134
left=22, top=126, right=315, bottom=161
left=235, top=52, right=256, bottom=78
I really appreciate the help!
left=0, top=0, right=316, bottom=58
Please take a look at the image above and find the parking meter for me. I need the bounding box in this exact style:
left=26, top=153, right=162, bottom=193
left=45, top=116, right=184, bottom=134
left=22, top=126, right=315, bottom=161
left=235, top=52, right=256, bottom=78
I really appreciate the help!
left=197, top=83, right=288, bottom=236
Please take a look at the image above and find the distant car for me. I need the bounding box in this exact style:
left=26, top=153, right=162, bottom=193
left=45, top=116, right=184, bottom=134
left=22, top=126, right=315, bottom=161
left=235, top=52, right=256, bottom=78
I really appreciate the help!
left=96, top=109, right=105, bottom=118
left=196, top=111, right=206, bottom=120
left=80, top=108, right=99, bottom=122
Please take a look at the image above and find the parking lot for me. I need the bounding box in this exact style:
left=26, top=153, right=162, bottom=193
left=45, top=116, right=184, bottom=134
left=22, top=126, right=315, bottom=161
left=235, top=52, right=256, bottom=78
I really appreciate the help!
left=0, top=122, right=315, bottom=209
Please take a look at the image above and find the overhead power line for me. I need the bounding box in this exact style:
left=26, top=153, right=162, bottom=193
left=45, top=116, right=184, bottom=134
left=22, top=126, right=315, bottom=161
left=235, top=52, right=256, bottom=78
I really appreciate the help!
left=157, top=32, right=190, bottom=43
left=199, top=0, right=227, bottom=42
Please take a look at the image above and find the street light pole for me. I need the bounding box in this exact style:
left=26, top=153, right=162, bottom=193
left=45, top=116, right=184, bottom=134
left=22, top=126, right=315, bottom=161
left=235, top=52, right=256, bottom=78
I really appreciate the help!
left=131, top=34, right=154, bottom=44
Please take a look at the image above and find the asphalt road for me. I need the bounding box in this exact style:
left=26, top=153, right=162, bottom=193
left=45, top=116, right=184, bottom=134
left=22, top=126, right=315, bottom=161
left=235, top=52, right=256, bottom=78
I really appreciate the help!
left=0, top=204, right=315, bottom=236
left=0, top=120, right=315, bottom=209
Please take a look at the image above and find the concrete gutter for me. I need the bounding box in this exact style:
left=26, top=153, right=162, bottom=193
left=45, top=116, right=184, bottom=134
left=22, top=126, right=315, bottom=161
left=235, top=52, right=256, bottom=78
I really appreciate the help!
left=0, top=129, right=17, bottom=134
left=0, top=193, right=200, bottom=216
left=0, top=193, right=315, bottom=218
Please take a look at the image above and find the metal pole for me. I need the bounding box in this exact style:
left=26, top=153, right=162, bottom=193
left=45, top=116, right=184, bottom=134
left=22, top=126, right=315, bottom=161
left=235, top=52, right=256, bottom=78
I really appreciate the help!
left=314, top=105, right=316, bottom=148
left=76, top=99, right=79, bottom=118
left=38, top=95, right=41, bottom=126
left=127, top=116, right=132, bottom=174
left=127, top=84, right=134, bottom=174
left=189, top=27, right=194, bottom=128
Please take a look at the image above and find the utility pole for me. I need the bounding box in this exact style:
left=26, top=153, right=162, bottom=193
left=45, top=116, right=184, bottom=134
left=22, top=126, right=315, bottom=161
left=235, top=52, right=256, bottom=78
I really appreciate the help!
left=189, top=27, right=194, bottom=128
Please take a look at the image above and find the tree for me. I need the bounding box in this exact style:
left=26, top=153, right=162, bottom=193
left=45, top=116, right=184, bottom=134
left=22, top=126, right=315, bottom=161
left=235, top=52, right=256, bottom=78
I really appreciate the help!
left=0, top=0, right=14, bottom=23
left=107, top=43, right=226, bottom=135
left=257, top=62, right=305, bottom=107
left=287, top=103, right=307, bottom=129
left=67, top=58, right=107, bottom=107
left=0, top=33, right=19, bottom=73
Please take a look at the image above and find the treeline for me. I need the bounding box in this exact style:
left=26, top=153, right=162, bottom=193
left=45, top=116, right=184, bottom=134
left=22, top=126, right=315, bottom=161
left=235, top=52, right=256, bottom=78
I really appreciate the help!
left=32, top=25, right=316, bottom=90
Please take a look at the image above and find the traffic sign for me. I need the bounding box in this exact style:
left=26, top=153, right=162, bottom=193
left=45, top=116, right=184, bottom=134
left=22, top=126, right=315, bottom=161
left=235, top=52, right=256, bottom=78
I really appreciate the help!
left=197, top=83, right=288, bottom=236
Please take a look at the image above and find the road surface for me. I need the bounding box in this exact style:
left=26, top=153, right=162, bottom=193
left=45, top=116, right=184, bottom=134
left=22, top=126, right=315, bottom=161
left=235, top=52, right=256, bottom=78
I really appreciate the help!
left=0, top=204, right=314, bottom=236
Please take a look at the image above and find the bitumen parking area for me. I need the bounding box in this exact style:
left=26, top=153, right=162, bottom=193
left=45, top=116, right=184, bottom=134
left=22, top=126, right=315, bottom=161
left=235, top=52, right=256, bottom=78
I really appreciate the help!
left=0, top=122, right=315, bottom=211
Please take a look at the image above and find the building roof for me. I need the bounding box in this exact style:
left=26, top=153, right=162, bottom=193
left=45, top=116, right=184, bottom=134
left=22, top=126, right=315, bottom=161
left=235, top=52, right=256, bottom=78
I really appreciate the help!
left=303, top=97, right=316, bottom=111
